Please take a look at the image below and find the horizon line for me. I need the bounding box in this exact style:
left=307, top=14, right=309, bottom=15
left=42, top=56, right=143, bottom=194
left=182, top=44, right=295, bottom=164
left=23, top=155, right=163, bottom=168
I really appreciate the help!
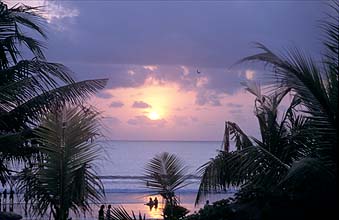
left=99, top=139, right=223, bottom=142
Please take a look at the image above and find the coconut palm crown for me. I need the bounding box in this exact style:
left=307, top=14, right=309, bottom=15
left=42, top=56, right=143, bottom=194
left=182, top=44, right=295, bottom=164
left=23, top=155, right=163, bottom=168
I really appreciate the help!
left=17, top=106, right=104, bottom=220
left=144, top=152, right=190, bottom=206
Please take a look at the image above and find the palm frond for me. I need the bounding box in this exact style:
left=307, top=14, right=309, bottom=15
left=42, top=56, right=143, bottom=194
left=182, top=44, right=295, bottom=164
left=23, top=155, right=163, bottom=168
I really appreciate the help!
left=143, top=152, right=189, bottom=205
left=196, top=85, right=306, bottom=204
left=0, top=79, right=107, bottom=130
left=223, top=121, right=252, bottom=151
left=0, top=2, right=46, bottom=66
left=239, top=43, right=337, bottom=166
left=110, top=206, right=146, bottom=220
left=17, top=106, right=105, bottom=219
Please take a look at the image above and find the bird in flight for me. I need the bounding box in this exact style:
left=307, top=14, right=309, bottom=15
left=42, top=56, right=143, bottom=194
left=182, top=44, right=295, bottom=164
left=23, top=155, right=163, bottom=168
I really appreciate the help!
left=197, top=69, right=201, bottom=74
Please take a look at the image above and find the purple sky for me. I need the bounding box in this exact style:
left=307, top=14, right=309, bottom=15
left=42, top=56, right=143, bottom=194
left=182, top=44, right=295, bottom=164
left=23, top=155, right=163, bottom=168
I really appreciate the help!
left=8, top=1, right=330, bottom=140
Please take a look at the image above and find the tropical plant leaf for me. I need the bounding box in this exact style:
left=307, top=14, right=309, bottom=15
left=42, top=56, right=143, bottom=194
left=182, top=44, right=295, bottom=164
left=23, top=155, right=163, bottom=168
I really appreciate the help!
left=110, top=206, right=146, bottom=220
left=17, top=106, right=105, bottom=219
left=143, top=152, right=190, bottom=206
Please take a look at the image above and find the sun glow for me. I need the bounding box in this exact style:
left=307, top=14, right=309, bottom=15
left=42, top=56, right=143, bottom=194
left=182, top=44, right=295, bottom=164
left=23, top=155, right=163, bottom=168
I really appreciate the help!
left=148, top=111, right=160, bottom=120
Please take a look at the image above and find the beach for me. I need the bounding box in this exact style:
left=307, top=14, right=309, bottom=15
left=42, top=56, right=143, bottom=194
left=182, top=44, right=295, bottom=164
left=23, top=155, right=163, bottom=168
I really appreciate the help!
left=4, top=192, right=233, bottom=220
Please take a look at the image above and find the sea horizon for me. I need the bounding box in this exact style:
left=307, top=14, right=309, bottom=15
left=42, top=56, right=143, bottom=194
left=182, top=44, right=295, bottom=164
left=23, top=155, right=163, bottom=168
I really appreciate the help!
left=99, top=139, right=223, bottom=143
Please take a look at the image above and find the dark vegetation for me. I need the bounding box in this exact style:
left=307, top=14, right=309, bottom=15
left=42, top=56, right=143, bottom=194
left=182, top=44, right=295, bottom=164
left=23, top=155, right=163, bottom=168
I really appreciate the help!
left=185, top=2, right=338, bottom=220
left=0, top=2, right=106, bottom=219
left=0, top=1, right=338, bottom=220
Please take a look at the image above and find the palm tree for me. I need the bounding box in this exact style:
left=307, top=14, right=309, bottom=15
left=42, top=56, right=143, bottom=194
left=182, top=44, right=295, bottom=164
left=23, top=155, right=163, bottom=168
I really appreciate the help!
left=17, top=106, right=104, bottom=220
left=196, top=82, right=310, bottom=204
left=144, top=152, right=190, bottom=220
left=238, top=2, right=337, bottom=197
left=144, top=152, right=189, bottom=206
left=0, top=2, right=107, bottom=184
left=196, top=3, right=337, bottom=216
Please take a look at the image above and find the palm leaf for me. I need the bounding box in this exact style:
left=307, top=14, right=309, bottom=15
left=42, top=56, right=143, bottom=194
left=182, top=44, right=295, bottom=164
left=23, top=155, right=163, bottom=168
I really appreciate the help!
left=17, top=106, right=105, bottom=219
left=196, top=85, right=307, bottom=204
left=0, top=79, right=107, bottom=130
left=0, top=2, right=46, bottom=66
left=143, top=152, right=189, bottom=205
left=110, top=206, right=146, bottom=220
left=239, top=43, right=337, bottom=167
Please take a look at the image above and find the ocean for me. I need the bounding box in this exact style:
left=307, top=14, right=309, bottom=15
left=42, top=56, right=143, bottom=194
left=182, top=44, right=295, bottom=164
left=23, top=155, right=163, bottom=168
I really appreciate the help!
left=95, top=140, right=223, bottom=193
left=2, top=141, right=235, bottom=219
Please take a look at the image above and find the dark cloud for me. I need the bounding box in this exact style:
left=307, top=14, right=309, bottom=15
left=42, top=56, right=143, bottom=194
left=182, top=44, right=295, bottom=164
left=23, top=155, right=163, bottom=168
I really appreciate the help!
left=65, top=62, right=262, bottom=107
left=110, top=101, right=124, bottom=108
left=127, top=115, right=167, bottom=127
left=46, top=1, right=325, bottom=68
left=132, top=101, right=152, bottom=109
left=43, top=1, right=326, bottom=99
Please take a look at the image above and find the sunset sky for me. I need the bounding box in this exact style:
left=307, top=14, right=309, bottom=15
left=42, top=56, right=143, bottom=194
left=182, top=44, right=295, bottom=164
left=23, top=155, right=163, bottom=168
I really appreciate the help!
left=7, top=0, right=329, bottom=140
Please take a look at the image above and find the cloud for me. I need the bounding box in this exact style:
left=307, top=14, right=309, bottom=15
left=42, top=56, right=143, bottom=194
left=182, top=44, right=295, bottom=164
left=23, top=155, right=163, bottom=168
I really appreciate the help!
left=96, top=91, right=114, bottom=99
left=46, top=1, right=324, bottom=69
left=226, top=103, right=243, bottom=108
left=195, top=90, right=222, bottom=106
left=102, top=116, right=121, bottom=125
left=229, top=109, right=243, bottom=114
left=110, top=101, right=124, bottom=108
left=127, top=115, right=166, bottom=127
left=191, top=116, right=198, bottom=122
left=181, top=66, right=190, bottom=76
left=132, top=101, right=152, bottom=108
left=127, top=70, right=136, bottom=76
left=5, top=0, right=79, bottom=23
left=173, top=115, right=199, bottom=126
left=196, top=76, right=209, bottom=87
left=143, top=65, right=158, bottom=71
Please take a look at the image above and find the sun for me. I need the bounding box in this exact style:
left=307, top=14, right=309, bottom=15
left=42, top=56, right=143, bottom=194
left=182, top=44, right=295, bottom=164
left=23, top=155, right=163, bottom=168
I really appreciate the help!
left=148, top=111, right=160, bottom=120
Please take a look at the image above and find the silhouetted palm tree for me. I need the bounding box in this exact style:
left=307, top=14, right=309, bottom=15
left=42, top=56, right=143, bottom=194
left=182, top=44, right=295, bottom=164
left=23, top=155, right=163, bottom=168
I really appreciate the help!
left=144, top=152, right=189, bottom=206
left=0, top=2, right=107, bottom=184
left=196, top=3, right=337, bottom=210
left=17, top=106, right=104, bottom=220
left=143, top=152, right=190, bottom=220
left=196, top=82, right=309, bottom=204
left=238, top=2, right=338, bottom=196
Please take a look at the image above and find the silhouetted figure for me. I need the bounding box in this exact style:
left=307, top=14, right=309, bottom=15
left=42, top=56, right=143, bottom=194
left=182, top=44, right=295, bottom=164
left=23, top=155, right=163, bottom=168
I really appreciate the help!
left=9, top=187, right=14, bottom=211
left=154, top=197, right=158, bottom=209
left=0, top=192, right=2, bottom=212
left=3, top=189, right=7, bottom=202
left=106, top=204, right=112, bottom=220
left=146, top=197, right=154, bottom=211
left=98, top=205, right=105, bottom=220
left=3, top=189, right=7, bottom=211
left=24, top=193, right=28, bottom=216
left=204, top=200, right=210, bottom=208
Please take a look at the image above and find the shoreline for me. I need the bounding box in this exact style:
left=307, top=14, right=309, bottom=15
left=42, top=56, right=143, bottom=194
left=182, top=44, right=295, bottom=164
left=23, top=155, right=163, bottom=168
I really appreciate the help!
left=2, top=192, right=232, bottom=220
